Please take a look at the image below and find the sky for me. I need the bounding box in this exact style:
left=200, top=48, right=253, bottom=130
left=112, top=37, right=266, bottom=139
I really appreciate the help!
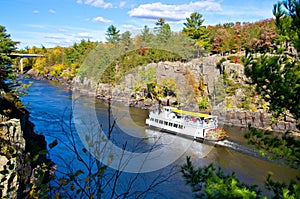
left=1, top=0, right=278, bottom=49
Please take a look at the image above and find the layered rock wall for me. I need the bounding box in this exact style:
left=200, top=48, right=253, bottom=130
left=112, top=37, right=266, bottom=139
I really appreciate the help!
left=72, top=56, right=298, bottom=133
left=213, top=109, right=298, bottom=132
left=0, top=118, right=25, bottom=198
left=0, top=95, right=51, bottom=198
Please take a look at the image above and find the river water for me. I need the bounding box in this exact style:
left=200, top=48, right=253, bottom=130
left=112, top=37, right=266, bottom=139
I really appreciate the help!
left=19, top=78, right=300, bottom=198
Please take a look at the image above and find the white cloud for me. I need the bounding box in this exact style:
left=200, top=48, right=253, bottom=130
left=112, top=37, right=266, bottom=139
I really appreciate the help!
left=93, top=16, right=112, bottom=23
left=119, top=1, right=126, bottom=8
left=128, top=1, right=222, bottom=21
left=76, top=32, right=93, bottom=39
left=33, top=10, right=40, bottom=14
left=121, top=24, right=137, bottom=30
left=48, top=9, right=56, bottom=14
left=44, top=35, right=65, bottom=40
left=16, top=24, right=107, bottom=49
left=77, top=0, right=112, bottom=9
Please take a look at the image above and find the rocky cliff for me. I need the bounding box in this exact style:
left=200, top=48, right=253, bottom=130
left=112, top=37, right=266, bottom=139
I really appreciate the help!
left=0, top=94, right=51, bottom=198
left=213, top=109, right=298, bottom=133
left=73, top=55, right=298, bottom=133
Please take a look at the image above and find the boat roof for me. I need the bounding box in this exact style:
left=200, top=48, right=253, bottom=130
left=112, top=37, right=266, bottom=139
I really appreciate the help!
left=172, top=108, right=215, bottom=119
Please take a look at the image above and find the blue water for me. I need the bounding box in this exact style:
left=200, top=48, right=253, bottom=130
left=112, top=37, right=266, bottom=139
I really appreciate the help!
left=19, top=78, right=300, bottom=198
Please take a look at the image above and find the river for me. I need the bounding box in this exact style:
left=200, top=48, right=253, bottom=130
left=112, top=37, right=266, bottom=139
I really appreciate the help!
left=19, top=78, right=300, bottom=198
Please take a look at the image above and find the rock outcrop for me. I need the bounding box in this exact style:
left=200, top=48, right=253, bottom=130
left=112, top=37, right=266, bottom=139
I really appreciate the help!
left=72, top=55, right=298, bottom=133
left=0, top=118, right=25, bottom=198
left=0, top=95, right=51, bottom=198
left=213, top=109, right=298, bottom=133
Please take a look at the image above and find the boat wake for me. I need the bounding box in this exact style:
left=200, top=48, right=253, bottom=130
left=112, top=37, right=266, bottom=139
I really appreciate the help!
left=213, top=139, right=262, bottom=158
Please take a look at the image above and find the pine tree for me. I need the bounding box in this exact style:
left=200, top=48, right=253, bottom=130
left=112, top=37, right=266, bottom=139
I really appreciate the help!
left=105, top=25, right=120, bottom=44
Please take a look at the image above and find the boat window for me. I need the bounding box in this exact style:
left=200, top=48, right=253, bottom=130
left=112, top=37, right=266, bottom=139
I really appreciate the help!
left=174, top=124, right=178, bottom=128
left=169, top=122, right=173, bottom=126
left=179, top=125, right=183, bottom=129
left=164, top=121, right=168, bottom=125
left=155, top=119, right=158, bottom=123
left=150, top=118, right=154, bottom=121
left=159, top=120, right=163, bottom=124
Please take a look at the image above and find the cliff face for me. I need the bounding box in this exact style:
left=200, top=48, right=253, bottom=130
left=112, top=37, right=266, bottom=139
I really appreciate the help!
left=213, top=109, right=298, bottom=133
left=73, top=56, right=299, bottom=133
left=0, top=118, right=25, bottom=198
left=0, top=95, right=50, bottom=198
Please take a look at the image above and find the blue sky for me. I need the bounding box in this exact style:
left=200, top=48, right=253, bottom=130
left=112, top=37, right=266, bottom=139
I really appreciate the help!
left=1, top=0, right=278, bottom=49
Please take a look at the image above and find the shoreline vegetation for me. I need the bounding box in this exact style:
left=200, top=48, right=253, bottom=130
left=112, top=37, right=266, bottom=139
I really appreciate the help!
left=1, top=0, right=300, bottom=197
left=23, top=56, right=299, bottom=134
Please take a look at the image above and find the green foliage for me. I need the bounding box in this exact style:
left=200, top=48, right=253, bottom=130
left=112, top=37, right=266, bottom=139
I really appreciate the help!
left=157, top=77, right=177, bottom=98
left=133, top=66, right=157, bottom=92
left=106, top=25, right=120, bottom=44
left=222, top=71, right=240, bottom=96
left=198, top=96, right=209, bottom=111
left=216, top=57, right=227, bottom=68
left=99, top=48, right=182, bottom=85
left=156, top=23, right=172, bottom=44
left=183, top=12, right=205, bottom=40
left=245, top=127, right=300, bottom=169
left=181, top=157, right=261, bottom=199
left=0, top=25, right=18, bottom=91
left=120, top=31, right=132, bottom=49
left=273, top=0, right=300, bottom=52
left=26, top=40, right=97, bottom=78
left=265, top=172, right=300, bottom=199
left=141, top=25, right=153, bottom=47
left=183, top=12, right=210, bottom=53
left=244, top=54, right=300, bottom=126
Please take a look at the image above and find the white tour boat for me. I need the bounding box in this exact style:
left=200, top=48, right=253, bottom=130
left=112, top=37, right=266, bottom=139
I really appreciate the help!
left=145, top=106, right=227, bottom=141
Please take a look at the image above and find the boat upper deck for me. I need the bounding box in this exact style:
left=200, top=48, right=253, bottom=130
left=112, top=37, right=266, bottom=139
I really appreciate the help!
left=162, top=106, right=216, bottom=119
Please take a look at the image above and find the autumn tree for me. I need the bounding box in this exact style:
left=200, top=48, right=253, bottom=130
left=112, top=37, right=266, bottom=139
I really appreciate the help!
left=245, top=0, right=300, bottom=124
left=182, top=1, right=300, bottom=198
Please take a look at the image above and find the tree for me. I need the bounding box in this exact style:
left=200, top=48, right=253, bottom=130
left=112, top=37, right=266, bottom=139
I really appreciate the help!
left=106, top=25, right=120, bottom=44
left=120, top=31, right=132, bottom=50
left=156, top=23, right=171, bottom=44
left=153, top=18, right=171, bottom=44
left=182, top=2, right=300, bottom=198
left=183, top=12, right=205, bottom=40
left=273, top=0, right=300, bottom=53
left=183, top=12, right=210, bottom=55
left=244, top=0, right=300, bottom=126
left=244, top=54, right=300, bottom=124
left=141, top=25, right=152, bottom=46
left=181, top=157, right=261, bottom=198
left=154, top=18, right=165, bottom=33
left=0, top=25, right=18, bottom=91
left=182, top=156, right=300, bottom=199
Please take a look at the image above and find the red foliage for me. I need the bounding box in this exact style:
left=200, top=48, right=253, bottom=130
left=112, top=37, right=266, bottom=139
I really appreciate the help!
left=137, top=47, right=149, bottom=56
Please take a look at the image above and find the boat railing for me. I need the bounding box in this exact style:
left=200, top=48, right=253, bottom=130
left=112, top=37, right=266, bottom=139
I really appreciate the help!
left=150, top=108, right=217, bottom=129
